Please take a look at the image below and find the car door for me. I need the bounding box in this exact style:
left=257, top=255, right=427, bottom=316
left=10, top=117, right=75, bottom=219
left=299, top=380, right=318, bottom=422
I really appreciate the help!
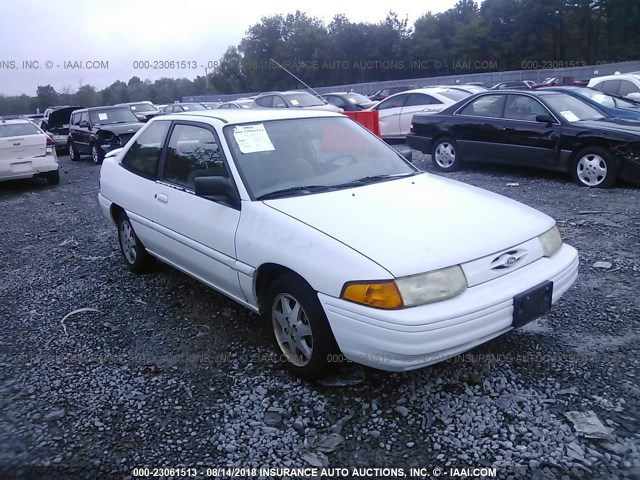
left=152, top=121, right=243, bottom=300
left=77, top=111, right=91, bottom=153
left=117, top=120, right=172, bottom=252
left=374, top=93, right=408, bottom=137
left=496, top=94, right=561, bottom=166
left=453, top=94, right=507, bottom=162
left=399, top=93, right=445, bottom=136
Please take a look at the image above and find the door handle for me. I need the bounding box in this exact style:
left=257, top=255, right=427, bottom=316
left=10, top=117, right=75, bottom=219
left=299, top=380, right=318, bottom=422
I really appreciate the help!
left=155, top=193, right=168, bottom=204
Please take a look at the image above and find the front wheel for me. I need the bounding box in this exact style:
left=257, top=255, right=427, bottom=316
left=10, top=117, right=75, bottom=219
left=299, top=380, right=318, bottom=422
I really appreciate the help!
left=264, top=274, right=337, bottom=380
left=117, top=213, right=152, bottom=273
left=572, top=146, right=616, bottom=188
left=91, top=144, right=104, bottom=165
left=431, top=137, right=461, bottom=171
left=68, top=141, right=80, bottom=161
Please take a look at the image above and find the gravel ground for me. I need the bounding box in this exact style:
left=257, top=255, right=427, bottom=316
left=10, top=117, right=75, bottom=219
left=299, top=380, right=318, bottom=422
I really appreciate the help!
left=0, top=151, right=638, bottom=480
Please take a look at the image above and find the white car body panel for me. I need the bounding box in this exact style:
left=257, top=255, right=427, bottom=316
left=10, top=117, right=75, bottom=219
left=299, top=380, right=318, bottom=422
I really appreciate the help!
left=372, top=88, right=455, bottom=138
left=98, top=109, right=579, bottom=372
left=264, top=174, right=554, bottom=277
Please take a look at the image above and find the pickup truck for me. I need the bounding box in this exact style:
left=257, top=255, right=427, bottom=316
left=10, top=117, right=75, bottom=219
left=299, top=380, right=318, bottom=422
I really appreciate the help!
left=531, top=76, right=589, bottom=88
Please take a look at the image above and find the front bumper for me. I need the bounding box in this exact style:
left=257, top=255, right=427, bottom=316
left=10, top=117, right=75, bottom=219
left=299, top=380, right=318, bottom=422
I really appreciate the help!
left=406, top=133, right=433, bottom=154
left=320, top=244, right=579, bottom=372
left=0, top=153, right=59, bottom=182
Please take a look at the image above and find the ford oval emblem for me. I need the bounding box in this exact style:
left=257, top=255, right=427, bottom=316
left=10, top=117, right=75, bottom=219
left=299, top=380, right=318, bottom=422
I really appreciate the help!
left=505, top=256, right=517, bottom=265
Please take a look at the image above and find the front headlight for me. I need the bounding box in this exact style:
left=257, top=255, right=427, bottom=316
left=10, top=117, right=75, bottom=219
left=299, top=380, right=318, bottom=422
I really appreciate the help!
left=395, top=265, right=467, bottom=306
left=538, top=225, right=562, bottom=257
left=341, top=265, right=468, bottom=309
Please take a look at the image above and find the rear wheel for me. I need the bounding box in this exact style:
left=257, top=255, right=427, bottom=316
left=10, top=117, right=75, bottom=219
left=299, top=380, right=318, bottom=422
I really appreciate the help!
left=91, top=144, right=104, bottom=165
left=572, top=146, right=616, bottom=188
left=431, top=137, right=461, bottom=171
left=117, top=212, right=152, bottom=273
left=264, top=274, right=337, bottom=380
left=46, top=170, right=60, bottom=185
left=68, top=141, right=80, bottom=161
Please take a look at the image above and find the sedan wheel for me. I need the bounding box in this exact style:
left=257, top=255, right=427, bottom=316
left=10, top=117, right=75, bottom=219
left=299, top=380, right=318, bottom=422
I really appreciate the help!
left=117, top=213, right=151, bottom=273
left=272, top=293, right=313, bottom=367
left=265, top=274, right=338, bottom=380
left=431, top=137, right=461, bottom=171
left=572, top=146, right=616, bottom=188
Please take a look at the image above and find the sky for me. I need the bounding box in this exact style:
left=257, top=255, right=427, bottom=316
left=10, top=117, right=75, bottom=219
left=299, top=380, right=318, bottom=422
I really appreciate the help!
left=0, top=0, right=463, bottom=97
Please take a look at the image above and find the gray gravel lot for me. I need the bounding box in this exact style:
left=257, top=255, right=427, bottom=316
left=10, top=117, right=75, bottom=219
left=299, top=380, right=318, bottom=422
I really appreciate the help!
left=0, top=151, right=638, bottom=480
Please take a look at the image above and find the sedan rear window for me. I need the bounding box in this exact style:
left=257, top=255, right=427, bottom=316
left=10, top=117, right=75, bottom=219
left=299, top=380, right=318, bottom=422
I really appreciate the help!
left=0, top=123, right=41, bottom=138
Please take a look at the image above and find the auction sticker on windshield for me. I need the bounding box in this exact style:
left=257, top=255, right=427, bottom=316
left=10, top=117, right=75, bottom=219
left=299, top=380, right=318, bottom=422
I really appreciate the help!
left=98, top=113, right=108, bottom=121
left=233, top=124, right=275, bottom=154
left=559, top=110, right=579, bottom=122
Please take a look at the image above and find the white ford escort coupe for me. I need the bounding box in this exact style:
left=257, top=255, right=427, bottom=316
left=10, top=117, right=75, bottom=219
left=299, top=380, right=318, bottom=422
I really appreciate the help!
left=98, top=109, right=578, bottom=379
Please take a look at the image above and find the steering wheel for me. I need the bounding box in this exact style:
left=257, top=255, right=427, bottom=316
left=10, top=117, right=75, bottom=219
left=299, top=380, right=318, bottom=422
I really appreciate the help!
left=329, top=154, right=358, bottom=166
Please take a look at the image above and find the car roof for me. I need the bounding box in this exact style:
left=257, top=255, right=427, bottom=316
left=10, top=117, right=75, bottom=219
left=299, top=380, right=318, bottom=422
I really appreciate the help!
left=0, top=118, right=32, bottom=124
left=590, top=73, right=640, bottom=82
left=154, top=108, right=342, bottom=125
left=82, top=105, right=131, bottom=112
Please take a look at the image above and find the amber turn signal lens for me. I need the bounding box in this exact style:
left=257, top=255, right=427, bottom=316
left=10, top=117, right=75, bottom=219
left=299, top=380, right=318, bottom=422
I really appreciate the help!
left=341, top=281, right=404, bottom=309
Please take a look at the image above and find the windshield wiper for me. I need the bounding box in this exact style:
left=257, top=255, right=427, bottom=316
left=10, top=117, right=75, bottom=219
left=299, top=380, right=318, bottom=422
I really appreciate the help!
left=257, top=185, right=335, bottom=200
left=112, top=120, right=135, bottom=124
left=334, top=172, right=419, bottom=188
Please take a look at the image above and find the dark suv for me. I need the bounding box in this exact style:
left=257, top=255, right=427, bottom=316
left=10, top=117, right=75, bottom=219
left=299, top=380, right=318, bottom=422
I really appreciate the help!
left=68, top=106, right=143, bottom=164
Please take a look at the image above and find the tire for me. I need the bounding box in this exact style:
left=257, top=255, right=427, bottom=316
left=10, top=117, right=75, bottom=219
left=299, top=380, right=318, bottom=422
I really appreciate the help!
left=264, top=274, right=337, bottom=380
left=46, top=170, right=60, bottom=185
left=91, top=144, right=104, bottom=165
left=117, top=212, right=152, bottom=273
left=68, top=141, right=80, bottom=161
left=431, top=137, right=461, bottom=172
left=571, top=146, right=616, bottom=188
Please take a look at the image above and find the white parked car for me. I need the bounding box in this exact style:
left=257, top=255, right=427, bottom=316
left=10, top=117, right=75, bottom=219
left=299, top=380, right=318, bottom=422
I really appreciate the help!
left=0, top=118, right=59, bottom=184
left=98, top=109, right=578, bottom=379
left=366, top=88, right=466, bottom=139
left=588, top=73, right=640, bottom=101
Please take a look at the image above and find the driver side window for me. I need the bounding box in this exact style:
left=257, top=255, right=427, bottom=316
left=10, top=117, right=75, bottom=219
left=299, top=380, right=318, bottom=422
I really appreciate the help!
left=121, top=121, right=170, bottom=179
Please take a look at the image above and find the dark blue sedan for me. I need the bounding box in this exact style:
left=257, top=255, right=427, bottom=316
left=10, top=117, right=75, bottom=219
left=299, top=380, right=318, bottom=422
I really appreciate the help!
left=546, top=86, right=640, bottom=120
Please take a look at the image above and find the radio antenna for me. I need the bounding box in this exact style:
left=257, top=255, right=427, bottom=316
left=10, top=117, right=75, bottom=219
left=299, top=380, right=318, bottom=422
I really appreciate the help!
left=269, top=59, right=327, bottom=103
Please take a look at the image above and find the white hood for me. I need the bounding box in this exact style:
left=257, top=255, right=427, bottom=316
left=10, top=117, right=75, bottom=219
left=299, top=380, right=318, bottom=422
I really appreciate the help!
left=264, top=173, right=554, bottom=277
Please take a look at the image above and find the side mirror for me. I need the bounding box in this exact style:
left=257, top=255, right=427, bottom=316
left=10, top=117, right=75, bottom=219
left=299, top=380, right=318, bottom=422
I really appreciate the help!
left=79, top=120, right=89, bottom=128
left=535, top=114, right=554, bottom=124
left=393, top=144, right=413, bottom=162
left=194, top=176, right=240, bottom=209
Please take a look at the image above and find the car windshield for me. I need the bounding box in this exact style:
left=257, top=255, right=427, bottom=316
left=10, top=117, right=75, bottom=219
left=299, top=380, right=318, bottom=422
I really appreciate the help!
left=283, top=93, right=325, bottom=107
left=542, top=78, right=557, bottom=85
left=129, top=103, right=157, bottom=113
left=437, top=90, right=469, bottom=101
left=0, top=122, right=41, bottom=137
left=345, top=93, right=371, bottom=104
left=89, top=108, right=139, bottom=125
left=579, top=89, right=639, bottom=109
left=224, top=117, right=418, bottom=199
left=180, top=104, right=206, bottom=111
left=544, top=93, right=607, bottom=122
